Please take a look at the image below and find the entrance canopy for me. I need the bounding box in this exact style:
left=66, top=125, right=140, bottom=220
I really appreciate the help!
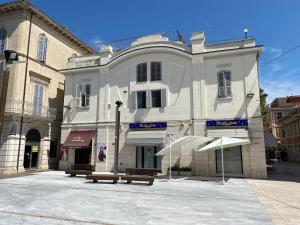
left=126, top=131, right=166, bottom=146
left=63, top=130, right=96, bottom=148
left=198, top=137, right=250, bottom=152
left=156, top=136, right=213, bottom=156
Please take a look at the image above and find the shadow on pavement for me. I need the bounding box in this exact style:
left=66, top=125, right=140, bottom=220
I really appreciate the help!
left=267, top=161, right=300, bottom=183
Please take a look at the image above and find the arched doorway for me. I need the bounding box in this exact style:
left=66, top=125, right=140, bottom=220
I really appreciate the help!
left=23, top=129, right=41, bottom=169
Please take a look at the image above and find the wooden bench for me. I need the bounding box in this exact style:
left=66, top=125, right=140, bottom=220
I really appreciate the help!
left=121, top=175, right=154, bottom=185
left=65, top=164, right=95, bottom=177
left=86, top=174, right=121, bottom=184
left=125, top=168, right=160, bottom=176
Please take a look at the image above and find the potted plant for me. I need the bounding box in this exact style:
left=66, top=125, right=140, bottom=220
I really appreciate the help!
left=168, top=165, right=180, bottom=176
left=179, top=167, right=192, bottom=176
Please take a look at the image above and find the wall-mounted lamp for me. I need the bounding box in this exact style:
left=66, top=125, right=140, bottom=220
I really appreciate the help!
left=64, top=105, right=71, bottom=110
left=247, top=93, right=254, bottom=98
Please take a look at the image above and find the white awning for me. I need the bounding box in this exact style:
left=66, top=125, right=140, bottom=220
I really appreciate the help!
left=126, top=131, right=166, bottom=146
left=198, top=137, right=251, bottom=152
left=207, top=128, right=249, bottom=138
left=156, top=136, right=213, bottom=156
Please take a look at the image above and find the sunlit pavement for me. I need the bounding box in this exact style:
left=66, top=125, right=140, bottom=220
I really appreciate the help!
left=0, top=171, right=272, bottom=225
left=248, top=161, right=300, bottom=225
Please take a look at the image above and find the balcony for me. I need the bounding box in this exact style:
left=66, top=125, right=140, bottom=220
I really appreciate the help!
left=5, top=99, right=57, bottom=120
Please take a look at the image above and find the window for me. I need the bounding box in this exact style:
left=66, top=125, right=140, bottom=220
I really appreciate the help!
left=151, top=62, right=161, bottom=81
left=151, top=90, right=162, bottom=107
left=137, top=91, right=146, bottom=108
left=137, top=63, right=147, bottom=82
left=0, top=28, right=6, bottom=54
left=32, top=82, right=45, bottom=116
left=76, top=83, right=91, bottom=107
left=37, top=34, right=48, bottom=62
left=276, top=112, right=283, bottom=121
left=218, top=71, right=232, bottom=98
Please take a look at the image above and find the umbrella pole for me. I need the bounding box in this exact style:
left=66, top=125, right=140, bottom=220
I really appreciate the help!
left=221, top=137, right=225, bottom=185
left=169, top=134, right=172, bottom=180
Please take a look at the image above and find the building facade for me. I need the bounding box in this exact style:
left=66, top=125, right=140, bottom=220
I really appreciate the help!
left=0, top=1, right=94, bottom=174
left=60, top=32, right=267, bottom=178
left=268, top=96, right=300, bottom=143
left=278, top=108, right=300, bottom=163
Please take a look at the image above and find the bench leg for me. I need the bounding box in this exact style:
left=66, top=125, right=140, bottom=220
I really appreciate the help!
left=113, top=179, right=117, bottom=184
left=149, top=180, right=154, bottom=185
left=93, top=179, right=98, bottom=183
left=127, top=180, right=132, bottom=184
left=70, top=174, right=76, bottom=177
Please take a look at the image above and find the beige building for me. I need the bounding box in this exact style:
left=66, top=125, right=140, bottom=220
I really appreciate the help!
left=0, top=1, right=94, bottom=174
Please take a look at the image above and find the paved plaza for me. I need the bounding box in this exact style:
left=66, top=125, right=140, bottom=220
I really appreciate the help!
left=248, top=161, right=300, bottom=225
left=0, top=171, right=271, bottom=225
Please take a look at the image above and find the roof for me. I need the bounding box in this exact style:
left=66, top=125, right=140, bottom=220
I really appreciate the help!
left=0, top=0, right=95, bottom=55
left=270, top=96, right=300, bottom=108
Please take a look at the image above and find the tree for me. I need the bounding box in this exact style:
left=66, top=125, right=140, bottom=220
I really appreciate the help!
left=260, top=88, right=269, bottom=127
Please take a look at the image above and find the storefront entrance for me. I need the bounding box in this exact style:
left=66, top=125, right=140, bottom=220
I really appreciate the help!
left=216, top=146, right=243, bottom=174
left=23, top=129, right=40, bottom=169
left=75, top=148, right=91, bottom=164
left=136, top=146, right=161, bottom=169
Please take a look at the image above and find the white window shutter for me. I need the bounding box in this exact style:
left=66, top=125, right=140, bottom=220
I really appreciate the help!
left=0, top=28, right=6, bottom=54
left=75, top=84, right=81, bottom=106
left=146, top=90, right=151, bottom=108
left=161, top=89, right=167, bottom=107
left=129, top=91, right=137, bottom=109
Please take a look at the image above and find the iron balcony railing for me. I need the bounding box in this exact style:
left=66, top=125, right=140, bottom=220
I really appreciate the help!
left=5, top=99, right=57, bottom=120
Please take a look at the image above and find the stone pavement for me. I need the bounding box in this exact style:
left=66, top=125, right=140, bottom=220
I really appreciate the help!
left=248, top=161, right=300, bottom=225
left=0, top=171, right=272, bottom=225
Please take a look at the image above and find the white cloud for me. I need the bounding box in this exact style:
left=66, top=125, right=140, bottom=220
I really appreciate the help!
left=261, top=73, right=300, bottom=103
left=90, top=37, right=103, bottom=51
left=268, top=47, right=282, bottom=57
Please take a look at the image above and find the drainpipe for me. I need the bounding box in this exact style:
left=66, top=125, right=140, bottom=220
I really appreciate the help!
left=16, top=12, right=33, bottom=173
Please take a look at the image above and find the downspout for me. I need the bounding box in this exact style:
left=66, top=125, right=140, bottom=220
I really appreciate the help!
left=16, top=12, right=33, bottom=172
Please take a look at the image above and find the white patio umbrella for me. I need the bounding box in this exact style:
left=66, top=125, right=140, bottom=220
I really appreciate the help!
left=198, top=137, right=251, bottom=184
left=156, top=135, right=213, bottom=180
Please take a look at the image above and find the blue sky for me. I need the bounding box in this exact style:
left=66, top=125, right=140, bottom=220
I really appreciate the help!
left=3, top=0, right=300, bottom=103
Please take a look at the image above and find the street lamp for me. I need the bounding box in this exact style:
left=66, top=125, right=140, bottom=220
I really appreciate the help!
left=114, top=100, right=123, bottom=175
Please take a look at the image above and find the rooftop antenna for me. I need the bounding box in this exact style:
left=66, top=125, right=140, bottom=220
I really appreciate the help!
left=244, top=28, right=248, bottom=39
left=176, top=30, right=185, bottom=43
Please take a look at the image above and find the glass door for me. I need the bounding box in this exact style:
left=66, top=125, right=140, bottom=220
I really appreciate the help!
left=136, top=146, right=161, bottom=169
left=216, top=146, right=243, bottom=174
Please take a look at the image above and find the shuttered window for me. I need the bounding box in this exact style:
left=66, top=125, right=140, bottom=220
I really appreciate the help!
left=37, top=34, right=48, bottom=62
left=75, top=83, right=91, bottom=107
left=217, top=71, right=232, bottom=98
left=0, top=28, right=6, bottom=54
left=136, top=63, right=147, bottom=82
left=130, top=89, right=167, bottom=109
left=32, top=82, right=44, bottom=116
left=151, top=62, right=161, bottom=81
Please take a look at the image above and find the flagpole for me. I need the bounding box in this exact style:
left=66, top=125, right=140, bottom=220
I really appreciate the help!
left=221, top=137, right=225, bottom=185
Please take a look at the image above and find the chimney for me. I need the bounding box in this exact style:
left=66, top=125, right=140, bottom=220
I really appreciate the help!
left=190, top=32, right=205, bottom=54
left=99, top=45, right=113, bottom=64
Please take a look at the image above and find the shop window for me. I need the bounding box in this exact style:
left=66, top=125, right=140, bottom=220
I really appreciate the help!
left=37, top=34, right=48, bottom=63
left=218, top=71, right=232, bottom=98
left=76, top=83, right=91, bottom=107
left=136, top=63, right=147, bottom=82
left=151, top=62, right=161, bottom=81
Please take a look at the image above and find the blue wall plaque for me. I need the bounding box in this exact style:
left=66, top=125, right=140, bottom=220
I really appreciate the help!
left=206, top=119, right=248, bottom=128
left=129, top=122, right=167, bottom=129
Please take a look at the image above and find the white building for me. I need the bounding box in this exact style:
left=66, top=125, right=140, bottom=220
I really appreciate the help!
left=60, top=32, right=267, bottom=179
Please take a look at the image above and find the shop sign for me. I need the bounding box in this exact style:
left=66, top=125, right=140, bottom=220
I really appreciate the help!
left=32, top=146, right=39, bottom=152
left=206, top=119, right=248, bottom=128
left=129, top=122, right=167, bottom=130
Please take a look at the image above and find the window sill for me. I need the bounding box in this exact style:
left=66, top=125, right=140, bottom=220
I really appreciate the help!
left=136, top=81, right=147, bottom=84
left=218, top=96, right=233, bottom=100
left=76, top=106, right=90, bottom=109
